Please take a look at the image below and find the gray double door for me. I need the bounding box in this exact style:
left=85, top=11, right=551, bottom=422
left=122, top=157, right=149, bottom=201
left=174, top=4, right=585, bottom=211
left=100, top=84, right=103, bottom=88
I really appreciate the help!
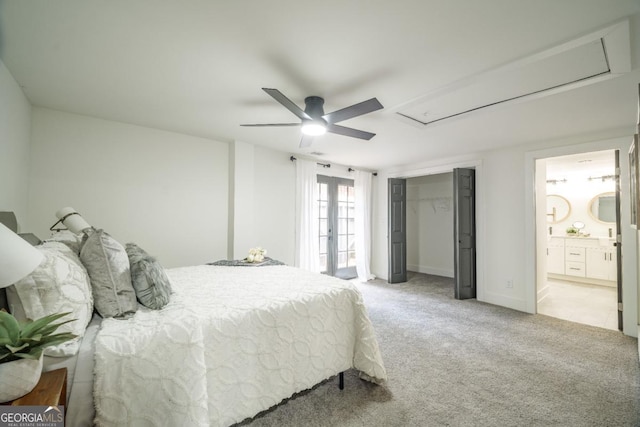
left=388, top=169, right=476, bottom=299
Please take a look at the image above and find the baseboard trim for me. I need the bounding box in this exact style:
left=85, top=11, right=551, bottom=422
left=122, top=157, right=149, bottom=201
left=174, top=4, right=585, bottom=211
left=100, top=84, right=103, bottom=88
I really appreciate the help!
left=548, top=273, right=616, bottom=288
left=482, top=290, right=528, bottom=313
left=407, top=264, right=454, bottom=278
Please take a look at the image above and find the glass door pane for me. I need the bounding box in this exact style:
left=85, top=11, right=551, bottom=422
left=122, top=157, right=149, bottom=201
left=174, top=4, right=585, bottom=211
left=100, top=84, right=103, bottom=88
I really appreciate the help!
left=317, top=176, right=356, bottom=279
left=318, top=181, right=329, bottom=274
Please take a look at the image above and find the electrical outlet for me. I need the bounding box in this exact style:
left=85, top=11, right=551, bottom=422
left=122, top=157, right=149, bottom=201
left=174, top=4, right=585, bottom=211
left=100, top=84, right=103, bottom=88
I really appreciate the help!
left=506, top=279, right=513, bottom=289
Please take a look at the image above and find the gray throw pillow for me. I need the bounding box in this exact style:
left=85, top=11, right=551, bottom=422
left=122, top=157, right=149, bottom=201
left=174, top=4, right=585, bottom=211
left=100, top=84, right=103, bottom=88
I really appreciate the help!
left=80, top=228, right=137, bottom=318
left=125, top=243, right=172, bottom=310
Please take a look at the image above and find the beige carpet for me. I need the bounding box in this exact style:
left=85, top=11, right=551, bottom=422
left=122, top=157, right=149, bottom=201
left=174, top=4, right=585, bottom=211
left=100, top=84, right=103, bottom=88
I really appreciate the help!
left=236, top=272, right=640, bottom=426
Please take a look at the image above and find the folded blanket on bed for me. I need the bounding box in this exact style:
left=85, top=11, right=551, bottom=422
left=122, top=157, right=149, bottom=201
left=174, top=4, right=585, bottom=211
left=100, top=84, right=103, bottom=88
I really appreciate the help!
left=93, top=265, right=386, bottom=427
left=207, top=257, right=285, bottom=267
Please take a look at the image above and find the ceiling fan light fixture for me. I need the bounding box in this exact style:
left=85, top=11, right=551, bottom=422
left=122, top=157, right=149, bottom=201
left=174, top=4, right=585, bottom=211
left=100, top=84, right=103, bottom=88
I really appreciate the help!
left=301, top=121, right=327, bottom=136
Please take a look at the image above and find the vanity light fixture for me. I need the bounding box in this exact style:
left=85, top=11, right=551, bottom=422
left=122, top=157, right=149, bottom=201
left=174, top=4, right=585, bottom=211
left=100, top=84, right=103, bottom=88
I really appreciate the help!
left=546, top=178, right=567, bottom=185
left=588, top=175, right=615, bottom=182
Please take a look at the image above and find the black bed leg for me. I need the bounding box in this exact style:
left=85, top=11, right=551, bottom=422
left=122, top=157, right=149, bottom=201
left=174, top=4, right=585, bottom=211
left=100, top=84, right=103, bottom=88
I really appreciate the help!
left=339, top=372, right=344, bottom=390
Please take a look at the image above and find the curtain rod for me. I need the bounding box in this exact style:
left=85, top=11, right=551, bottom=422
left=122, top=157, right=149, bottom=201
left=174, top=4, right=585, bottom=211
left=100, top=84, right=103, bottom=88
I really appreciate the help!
left=289, top=156, right=377, bottom=176
left=289, top=156, right=330, bottom=168
left=348, top=167, right=378, bottom=177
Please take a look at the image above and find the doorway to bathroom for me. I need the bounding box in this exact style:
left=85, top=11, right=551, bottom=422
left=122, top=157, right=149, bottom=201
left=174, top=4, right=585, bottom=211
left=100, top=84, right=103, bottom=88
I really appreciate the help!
left=536, top=149, right=621, bottom=331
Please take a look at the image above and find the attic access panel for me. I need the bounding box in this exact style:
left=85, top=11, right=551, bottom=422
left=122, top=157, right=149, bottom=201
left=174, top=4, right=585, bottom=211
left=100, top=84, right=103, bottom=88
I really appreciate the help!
left=396, top=21, right=630, bottom=126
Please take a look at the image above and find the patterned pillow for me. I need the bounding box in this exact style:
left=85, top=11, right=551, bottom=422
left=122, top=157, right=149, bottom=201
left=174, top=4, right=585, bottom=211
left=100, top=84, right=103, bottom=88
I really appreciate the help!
left=80, top=229, right=137, bottom=318
left=125, top=243, right=172, bottom=310
left=44, top=230, right=85, bottom=255
left=13, top=241, right=93, bottom=356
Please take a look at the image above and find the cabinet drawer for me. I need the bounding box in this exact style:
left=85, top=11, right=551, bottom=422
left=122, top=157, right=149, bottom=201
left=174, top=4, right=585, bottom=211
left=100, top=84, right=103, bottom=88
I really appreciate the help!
left=565, top=261, right=586, bottom=277
left=565, top=247, right=585, bottom=262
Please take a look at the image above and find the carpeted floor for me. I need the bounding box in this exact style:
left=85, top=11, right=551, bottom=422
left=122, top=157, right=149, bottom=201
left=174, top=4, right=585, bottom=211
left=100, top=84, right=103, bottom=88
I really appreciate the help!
left=237, top=272, right=640, bottom=427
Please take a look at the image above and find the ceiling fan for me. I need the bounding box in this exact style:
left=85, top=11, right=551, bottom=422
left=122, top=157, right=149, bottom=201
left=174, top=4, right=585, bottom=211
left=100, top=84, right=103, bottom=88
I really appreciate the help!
left=241, top=88, right=384, bottom=147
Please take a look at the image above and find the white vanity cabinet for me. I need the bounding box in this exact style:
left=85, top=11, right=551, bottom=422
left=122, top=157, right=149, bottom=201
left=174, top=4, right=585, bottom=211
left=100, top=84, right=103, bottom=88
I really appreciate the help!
left=547, top=236, right=616, bottom=285
left=585, top=246, right=617, bottom=281
left=547, top=237, right=565, bottom=275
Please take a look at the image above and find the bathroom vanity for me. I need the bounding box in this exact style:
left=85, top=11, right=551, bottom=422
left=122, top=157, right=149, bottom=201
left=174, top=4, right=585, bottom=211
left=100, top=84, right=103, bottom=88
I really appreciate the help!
left=547, top=236, right=617, bottom=286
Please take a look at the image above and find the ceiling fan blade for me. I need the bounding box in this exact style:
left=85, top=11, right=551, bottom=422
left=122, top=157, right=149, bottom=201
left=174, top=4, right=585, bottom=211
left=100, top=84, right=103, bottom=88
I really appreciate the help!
left=327, top=123, right=376, bottom=140
left=323, top=98, right=383, bottom=124
left=240, top=123, right=301, bottom=127
left=299, top=134, right=314, bottom=148
left=263, top=88, right=311, bottom=121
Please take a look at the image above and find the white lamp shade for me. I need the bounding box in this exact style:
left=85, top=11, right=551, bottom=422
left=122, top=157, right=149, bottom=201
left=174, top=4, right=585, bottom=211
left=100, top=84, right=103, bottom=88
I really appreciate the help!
left=55, top=207, right=91, bottom=234
left=0, top=223, right=44, bottom=288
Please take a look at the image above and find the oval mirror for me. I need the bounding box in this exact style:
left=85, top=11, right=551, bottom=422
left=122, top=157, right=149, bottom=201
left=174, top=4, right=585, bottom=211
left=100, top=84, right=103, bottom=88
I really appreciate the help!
left=588, top=192, right=616, bottom=223
left=546, top=194, right=571, bottom=224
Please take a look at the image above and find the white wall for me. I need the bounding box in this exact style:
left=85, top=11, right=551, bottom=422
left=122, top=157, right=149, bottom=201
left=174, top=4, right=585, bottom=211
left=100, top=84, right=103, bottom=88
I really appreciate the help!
left=0, top=59, right=32, bottom=228
left=229, top=142, right=296, bottom=264
left=28, top=108, right=229, bottom=268
left=406, top=173, right=454, bottom=277
left=229, top=140, right=255, bottom=260
left=251, top=146, right=296, bottom=265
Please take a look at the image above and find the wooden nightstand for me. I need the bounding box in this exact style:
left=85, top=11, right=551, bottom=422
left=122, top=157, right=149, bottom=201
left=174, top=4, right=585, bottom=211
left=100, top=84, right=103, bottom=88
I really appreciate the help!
left=5, top=368, right=67, bottom=407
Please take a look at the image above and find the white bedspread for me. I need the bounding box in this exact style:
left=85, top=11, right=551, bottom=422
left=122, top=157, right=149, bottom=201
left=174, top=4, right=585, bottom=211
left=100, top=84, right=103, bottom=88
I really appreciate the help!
left=93, top=265, right=387, bottom=426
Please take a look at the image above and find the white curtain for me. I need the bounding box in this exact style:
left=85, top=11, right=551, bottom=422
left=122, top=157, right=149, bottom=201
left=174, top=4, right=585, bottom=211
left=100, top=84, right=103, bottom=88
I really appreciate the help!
left=355, top=170, right=375, bottom=282
left=295, top=159, right=320, bottom=272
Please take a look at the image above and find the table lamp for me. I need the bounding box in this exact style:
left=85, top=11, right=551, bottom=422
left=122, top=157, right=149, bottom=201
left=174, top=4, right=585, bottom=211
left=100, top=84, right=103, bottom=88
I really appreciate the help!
left=0, top=222, right=44, bottom=287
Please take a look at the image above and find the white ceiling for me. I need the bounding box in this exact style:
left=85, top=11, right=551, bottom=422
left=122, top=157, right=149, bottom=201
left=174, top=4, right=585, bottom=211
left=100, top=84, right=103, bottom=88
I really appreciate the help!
left=1, top=0, right=639, bottom=170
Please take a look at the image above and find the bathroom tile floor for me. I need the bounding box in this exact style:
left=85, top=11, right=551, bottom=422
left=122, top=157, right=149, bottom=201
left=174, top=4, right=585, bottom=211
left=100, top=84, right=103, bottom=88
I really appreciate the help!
left=538, top=278, right=618, bottom=331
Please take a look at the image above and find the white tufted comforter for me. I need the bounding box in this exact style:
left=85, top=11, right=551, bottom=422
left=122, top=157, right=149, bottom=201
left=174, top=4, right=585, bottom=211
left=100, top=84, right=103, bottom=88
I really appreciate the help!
left=93, top=265, right=387, bottom=427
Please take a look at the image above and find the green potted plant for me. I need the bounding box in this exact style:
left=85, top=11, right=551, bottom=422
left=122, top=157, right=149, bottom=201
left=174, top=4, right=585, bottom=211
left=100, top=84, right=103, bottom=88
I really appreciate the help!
left=0, top=310, right=76, bottom=402
left=566, top=225, right=578, bottom=236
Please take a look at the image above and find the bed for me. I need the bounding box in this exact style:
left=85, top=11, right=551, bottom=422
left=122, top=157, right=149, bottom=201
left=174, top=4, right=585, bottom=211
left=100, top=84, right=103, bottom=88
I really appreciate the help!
left=4, top=224, right=387, bottom=426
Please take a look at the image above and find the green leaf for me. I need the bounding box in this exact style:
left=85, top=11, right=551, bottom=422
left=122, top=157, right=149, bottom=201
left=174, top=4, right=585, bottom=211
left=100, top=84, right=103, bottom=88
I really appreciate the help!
left=6, top=343, right=29, bottom=353
left=0, top=311, right=77, bottom=364
left=0, top=311, right=20, bottom=343
left=11, top=350, right=41, bottom=360
left=0, top=324, right=10, bottom=340
left=34, top=319, right=75, bottom=337
left=21, top=312, right=73, bottom=337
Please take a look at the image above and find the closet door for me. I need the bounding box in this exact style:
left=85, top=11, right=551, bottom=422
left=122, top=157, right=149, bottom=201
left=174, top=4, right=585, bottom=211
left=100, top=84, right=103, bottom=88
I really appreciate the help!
left=388, top=178, right=407, bottom=283
left=454, top=168, right=476, bottom=300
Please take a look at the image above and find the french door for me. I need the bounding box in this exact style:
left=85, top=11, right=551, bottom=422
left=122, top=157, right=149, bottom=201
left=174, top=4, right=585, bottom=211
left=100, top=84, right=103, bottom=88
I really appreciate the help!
left=317, top=175, right=356, bottom=279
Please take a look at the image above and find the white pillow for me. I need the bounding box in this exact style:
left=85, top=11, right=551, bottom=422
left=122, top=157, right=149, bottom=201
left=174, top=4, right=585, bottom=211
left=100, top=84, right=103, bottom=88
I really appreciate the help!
left=44, top=230, right=84, bottom=255
left=13, top=241, right=93, bottom=356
